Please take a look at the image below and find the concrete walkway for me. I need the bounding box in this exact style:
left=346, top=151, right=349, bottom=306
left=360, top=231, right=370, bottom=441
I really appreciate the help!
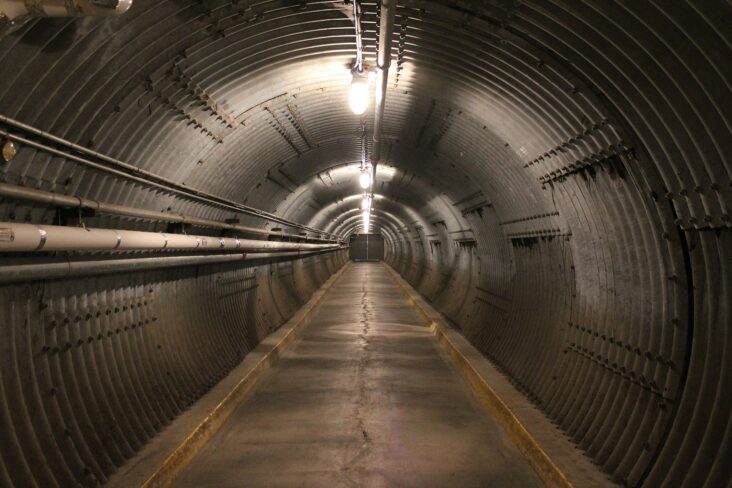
left=175, top=263, right=541, bottom=487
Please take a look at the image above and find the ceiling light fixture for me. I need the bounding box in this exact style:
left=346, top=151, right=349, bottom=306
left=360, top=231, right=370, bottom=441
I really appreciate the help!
left=1, top=140, right=17, bottom=163
left=359, top=170, right=371, bottom=189
left=349, top=70, right=369, bottom=115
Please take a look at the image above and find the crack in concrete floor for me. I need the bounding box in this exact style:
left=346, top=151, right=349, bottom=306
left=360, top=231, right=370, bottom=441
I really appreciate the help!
left=174, top=264, right=541, bottom=488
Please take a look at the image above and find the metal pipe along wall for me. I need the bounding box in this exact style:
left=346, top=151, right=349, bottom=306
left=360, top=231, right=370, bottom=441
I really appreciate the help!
left=0, top=182, right=339, bottom=242
left=0, top=249, right=337, bottom=284
left=0, top=222, right=340, bottom=252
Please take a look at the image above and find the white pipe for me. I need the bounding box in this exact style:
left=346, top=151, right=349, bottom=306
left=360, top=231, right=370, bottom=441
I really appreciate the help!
left=0, top=117, right=339, bottom=239
left=371, top=0, right=397, bottom=164
left=0, top=222, right=339, bottom=253
left=0, top=0, right=131, bottom=20
left=0, top=182, right=338, bottom=243
left=0, top=248, right=345, bottom=284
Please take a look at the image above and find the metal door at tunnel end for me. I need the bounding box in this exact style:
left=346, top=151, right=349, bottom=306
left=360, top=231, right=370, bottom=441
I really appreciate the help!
left=349, top=233, right=384, bottom=261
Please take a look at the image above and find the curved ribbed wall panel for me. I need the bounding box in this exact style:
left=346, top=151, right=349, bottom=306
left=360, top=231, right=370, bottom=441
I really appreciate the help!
left=0, top=1, right=729, bottom=487
left=0, top=251, right=348, bottom=487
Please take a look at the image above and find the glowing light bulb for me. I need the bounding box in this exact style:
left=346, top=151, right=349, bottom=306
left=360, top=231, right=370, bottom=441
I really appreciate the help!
left=349, top=72, right=369, bottom=115
left=359, top=171, right=371, bottom=189
left=362, top=195, right=371, bottom=210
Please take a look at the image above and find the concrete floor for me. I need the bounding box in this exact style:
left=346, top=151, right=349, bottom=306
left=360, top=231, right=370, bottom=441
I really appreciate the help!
left=175, top=263, right=541, bottom=487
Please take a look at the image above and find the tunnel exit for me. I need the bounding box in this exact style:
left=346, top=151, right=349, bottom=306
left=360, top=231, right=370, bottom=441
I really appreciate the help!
left=349, top=233, right=385, bottom=262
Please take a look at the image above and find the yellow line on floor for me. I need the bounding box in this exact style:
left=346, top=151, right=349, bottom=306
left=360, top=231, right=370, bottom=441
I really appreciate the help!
left=140, top=262, right=351, bottom=488
left=382, top=262, right=573, bottom=488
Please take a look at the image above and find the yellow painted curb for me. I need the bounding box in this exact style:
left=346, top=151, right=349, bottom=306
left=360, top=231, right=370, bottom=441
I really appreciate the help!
left=141, top=261, right=351, bottom=488
left=382, top=263, right=572, bottom=488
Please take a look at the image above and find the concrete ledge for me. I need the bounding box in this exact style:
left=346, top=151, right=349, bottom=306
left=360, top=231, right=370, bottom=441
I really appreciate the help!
left=430, top=324, right=571, bottom=487
left=107, top=262, right=350, bottom=488
left=383, top=263, right=616, bottom=488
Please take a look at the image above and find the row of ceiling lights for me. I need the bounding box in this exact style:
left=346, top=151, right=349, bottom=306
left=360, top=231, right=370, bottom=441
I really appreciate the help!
left=350, top=0, right=372, bottom=234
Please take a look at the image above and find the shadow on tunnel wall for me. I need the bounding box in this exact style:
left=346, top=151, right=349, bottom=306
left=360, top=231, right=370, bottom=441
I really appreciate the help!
left=0, top=251, right=348, bottom=486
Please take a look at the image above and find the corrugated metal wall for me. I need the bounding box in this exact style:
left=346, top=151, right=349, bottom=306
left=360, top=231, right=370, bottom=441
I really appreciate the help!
left=0, top=1, right=729, bottom=487
left=0, top=251, right=348, bottom=486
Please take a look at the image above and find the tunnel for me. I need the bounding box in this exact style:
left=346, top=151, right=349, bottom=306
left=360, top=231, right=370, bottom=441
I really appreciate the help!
left=0, top=0, right=729, bottom=487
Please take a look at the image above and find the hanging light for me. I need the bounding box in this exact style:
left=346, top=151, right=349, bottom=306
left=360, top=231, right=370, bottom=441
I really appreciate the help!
left=349, top=70, right=369, bottom=115
left=361, top=194, right=371, bottom=210
left=359, top=169, right=371, bottom=189
left=362, top=209, right=371, bottom=233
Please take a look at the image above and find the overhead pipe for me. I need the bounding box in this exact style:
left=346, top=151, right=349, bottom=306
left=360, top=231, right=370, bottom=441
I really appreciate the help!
left=352, top=0, right=364, bottom=72
left=0, top=248, right=341, bottom=284
left=0, top=115, right=340, bottom=240
left=371, top=0, right=397, bottom=165
left=0, top=222, right=341, bottom=253
left=0, top=182, right=339, bottom=243
left=0, top=0, right=131, bottom=20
